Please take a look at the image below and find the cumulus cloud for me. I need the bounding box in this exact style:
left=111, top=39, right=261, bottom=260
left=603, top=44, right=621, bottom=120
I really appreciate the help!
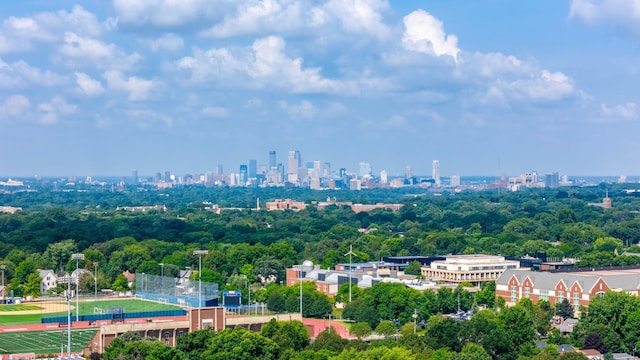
left=201, top=0, right=389, bottom=40
left=0, top=6, right=107, bottom=53
left=0, top=94, right=31, bottom=118
left=177, top=36, right=351, bottom=94
left=38, top=96, right=76, bottom=124
left=60, top=32, right=142, bottom=70
left=0, top=58, right=66, bottom=88
left=600, top=102, right=638, bottom=120
left=112, top=0, right=223, bottom=27
left=150, top=33, right=184, bottom=52
left=103, top=70, right=156, bottom=101
left=569, top=0, right=640, bottom=35
left=402, top=9, right=460, bottom=61
left=75, top=72, right=104, bottom=96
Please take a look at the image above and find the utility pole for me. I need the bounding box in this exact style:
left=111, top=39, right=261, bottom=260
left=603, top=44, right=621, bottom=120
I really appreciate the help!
left=93, top=262, right=98, bottom=300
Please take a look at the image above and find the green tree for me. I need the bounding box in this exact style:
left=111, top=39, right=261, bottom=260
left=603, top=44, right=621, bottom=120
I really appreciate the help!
left=349, top=322, right=372, bottom=340
left=498, top=304, right=536, bottom=350
left=404, top=261, right=422, bottom=276
left=308, top=326, right=348, bottom=353
left=111, top=274, right=130, bottom=291
left=375, top=320, right=398, bottom=338
left=176, top=329, right=216, bottom=360
left=202, top=327, right=279, bottom=360
left=23, top=273, right=42, bottom=297
left=454, top=343, right=491, bottom=360
left=557, top=298, right=574, bottom=320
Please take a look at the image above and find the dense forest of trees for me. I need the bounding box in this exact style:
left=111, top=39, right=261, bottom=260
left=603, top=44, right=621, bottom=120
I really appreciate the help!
left=3, top=184, right=640, bottom=358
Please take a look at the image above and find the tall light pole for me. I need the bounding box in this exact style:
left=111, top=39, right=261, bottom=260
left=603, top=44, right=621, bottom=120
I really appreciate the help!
left=193, top=250, right=208, bottom=330
left=72, top=253, right=84, bottom=323
left=344, top=245, right=358, bottom=303
left=93, top=262, right=98, bottom=300
left=159, top=263, right=164, bottom=296
left=1, top=265, right=5, bottom=297
left=299, top=267, right=303, bottom=318
left=412, top=308, right=418, bottom=334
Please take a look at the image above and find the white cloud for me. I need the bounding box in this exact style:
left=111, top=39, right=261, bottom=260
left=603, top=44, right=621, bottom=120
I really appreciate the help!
left=103, top=70, right=157, bottom=101
left=323, top=0, right=390, bottom=40
left=570, top=0, right=640, bottom=34
left=38, top=96, right=76, bottom=124
left=201, top=0, right=305, bottom=38
left=201, top=0, right=390, bottom=40
left=75, top=72, right=104, bottom=96
left=0, top=6, right=107, bottom=53
left=0, top=58, right=66, bottom=88
left=177, top=36, right=351, bottom=94
left=60, top=32, right=142, bottom=70
left=402, top=9, right=460, bottom=61
left=201, top=106, right=228, bottom=117
left=0, top=94, right=31, bottom=118
left=281, top=100, right=316, bottom=119
left=112, top=0, right=223, bottom=27
left=600, top=102, right=638, bottom=119
left=150, top=33, right=184, bottom=52
left=126, top=109, right=173, bottom=128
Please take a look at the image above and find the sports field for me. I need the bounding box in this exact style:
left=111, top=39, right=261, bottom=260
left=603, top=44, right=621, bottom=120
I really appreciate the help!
left=0, top=298, right=183, bottom=325
left=0, top=329, right=97, bottom=355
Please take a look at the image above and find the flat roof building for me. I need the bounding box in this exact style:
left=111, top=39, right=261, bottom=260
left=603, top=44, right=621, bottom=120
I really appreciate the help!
left=421, top=254, right=520, bottom=286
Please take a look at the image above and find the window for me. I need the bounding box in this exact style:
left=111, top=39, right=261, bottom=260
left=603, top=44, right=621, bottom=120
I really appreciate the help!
left=573, top=293, right=579, bottom=311
left=511, top=286, right=517, bottom=303
left=540, top=290, right=549, bottom=301
left=524, top=288, right=530, bottom=298
left=557, top=291, right=564, bottom=303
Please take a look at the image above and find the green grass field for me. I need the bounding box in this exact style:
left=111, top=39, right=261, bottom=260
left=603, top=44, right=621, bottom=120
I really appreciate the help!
left=0, top=298, right=183, bottom=325
left=0, top=329, right=97, bottom=355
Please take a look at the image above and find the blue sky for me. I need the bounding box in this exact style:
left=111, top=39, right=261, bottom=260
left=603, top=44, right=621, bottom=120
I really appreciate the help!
left=0, top=0, right=639, bottom=177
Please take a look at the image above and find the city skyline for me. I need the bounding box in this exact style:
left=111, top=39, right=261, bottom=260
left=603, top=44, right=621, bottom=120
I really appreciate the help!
left=0, top=1, right=639, bottom=177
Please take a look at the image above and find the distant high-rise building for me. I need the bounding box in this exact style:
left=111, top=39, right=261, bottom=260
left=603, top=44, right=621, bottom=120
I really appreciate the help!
left=132, top=169, right=138, bottom=185
left=155, top=172, right=162, bottom=182
left=239, top=165, right=248, bottom=185
left=545, top=172, right=559, bottom=189
left=277, top=163, right=285, bottom=184
left=249, top=159, right=257, bottom=178
left=269, top=151, right=276, bottom=170
left=380, top=170, right=388, bottom=184
left=215, top=164, right=224, bottom=175
left=359, top=162, right=372, bottom=177
left=405, top=166, right=412, bottom=179
left=432, top=160, right=440, bottom=187
left=165, top=171, right=171, bottom=182
left=450, top=175, right=461, bottom=187
left=287, top=150, right=302, bottom=183
left=323, top=162, right=331, bottom=177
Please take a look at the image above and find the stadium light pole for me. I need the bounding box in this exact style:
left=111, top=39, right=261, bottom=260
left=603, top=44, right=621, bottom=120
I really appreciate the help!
left=72, top=253, right=84, bottom=323
left=344, top=245, right=358, bottom=303
left=299, top=267, right=303, bottom=318
left=1, top=265, right=5, bottom=296
left=159, top=263, right=164, bottom=296
left=94, top=262, right=98, bottom=300
left=193, top=250, right=208, bottom=330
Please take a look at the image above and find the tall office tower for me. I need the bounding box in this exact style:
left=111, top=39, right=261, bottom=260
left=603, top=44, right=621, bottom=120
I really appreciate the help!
left=450, top=175, right=461, bottom=187
left=277, top=163, right=285, bottom=184
left=339, top=168, right=347, bottom=177
left=405, top=166, right=412, bottom=179
left=155, top=172, right=162, bottom=182
left=380, top=170, right=388, bottom=184
left=269, top=150, right=276, bottom=170
left=359, top=162, right=372, bottom=177
left=165, top=171, right=171, bottom=182
left=287, top=150, right=302, bottom=183
left=249, top=160, right=257, bottom=178
left=545, top=172, right=559, bottom=189
left=215, top=164, right=224, bottom=175
left=432, top=160, right=441, bottom=187
left=323, top=162, right=331, bottom=177
left=313, top=161, right=321, bottom=180
left=132, top=169, right=138, bottom=185
left=239, top=165, right=248, bottom=185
